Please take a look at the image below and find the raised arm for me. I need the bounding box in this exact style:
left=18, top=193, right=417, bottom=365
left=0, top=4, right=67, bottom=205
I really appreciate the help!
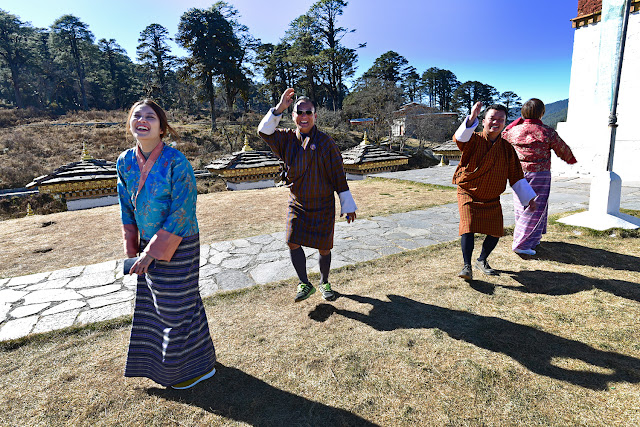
left=275, top=87, right=295, bottom=115
left=467, top=101, right=482, bottom=127
left=259, top=88, right=296, bottom=137
left=454, top=101, right=482, bottom=144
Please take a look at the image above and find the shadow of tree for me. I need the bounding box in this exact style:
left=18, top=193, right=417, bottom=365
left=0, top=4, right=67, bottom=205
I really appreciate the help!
left=500, top=269, right=640, bottom=302
left=147, top=363, right=379, bottom=426
left=309, top=295, right=640, bottom=390
left=535, top=241, right=640, bottom=272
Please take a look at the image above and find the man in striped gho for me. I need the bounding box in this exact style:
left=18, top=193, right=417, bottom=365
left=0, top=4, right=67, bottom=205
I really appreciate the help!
left=258, top=88, right=357, bottom=302
left=452, top=101, right=537, bottom=281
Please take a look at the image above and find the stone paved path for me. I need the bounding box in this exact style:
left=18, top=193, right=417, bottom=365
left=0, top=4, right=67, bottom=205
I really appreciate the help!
left=2, top=166, right=639, bottom=341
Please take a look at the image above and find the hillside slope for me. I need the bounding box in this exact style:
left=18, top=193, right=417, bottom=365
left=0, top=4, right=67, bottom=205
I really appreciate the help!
left=542, top=99, right=569, bottom=129
left=508, top=99, right=568, bottom=129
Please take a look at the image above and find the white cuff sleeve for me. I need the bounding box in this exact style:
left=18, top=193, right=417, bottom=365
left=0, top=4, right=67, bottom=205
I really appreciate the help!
left=512, top=178, right=537, bottom=206
left=338, top=190, right=357, bottom=215
left=454, top=116, right=478, bottom=142
left=258, top=108, right=282, bottom=135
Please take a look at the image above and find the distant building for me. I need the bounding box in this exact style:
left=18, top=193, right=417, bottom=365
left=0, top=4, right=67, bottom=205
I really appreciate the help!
left=391, top=102, right=457, bottom=138
left=555, top=0, right=640, bottom=182
left=26, top=144, right=118, bottom=211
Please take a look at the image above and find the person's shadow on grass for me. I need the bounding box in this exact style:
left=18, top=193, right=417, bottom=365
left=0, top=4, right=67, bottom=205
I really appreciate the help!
left=466, top=240, right=640, bottom=300
left=309, top=294, right=640, bottom=390
left=499, top=269, right=640, bottom=302
left=535, top=241, right=640, bottom=272
left=147, top=362, right=379, bottom=426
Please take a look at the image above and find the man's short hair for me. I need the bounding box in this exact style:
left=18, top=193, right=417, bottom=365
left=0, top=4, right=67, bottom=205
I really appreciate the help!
left=521, top=98, right=545, bottom=120
left=293, top=96, right=316, bottom=111
left=484, top=103, right=508, bottom=118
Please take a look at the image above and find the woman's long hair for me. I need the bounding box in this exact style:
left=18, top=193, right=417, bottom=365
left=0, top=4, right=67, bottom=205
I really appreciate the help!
left=126, top=99, right=181, bottom=143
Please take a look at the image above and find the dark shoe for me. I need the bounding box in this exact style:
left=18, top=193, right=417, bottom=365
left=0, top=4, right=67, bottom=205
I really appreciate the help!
left=458, top=264, right=473, bottom=281
left=475, top=259, right=498, bottom=276
left=294, top=283, right=316, bottom=302
left=318, top=282, right=336, bottom=301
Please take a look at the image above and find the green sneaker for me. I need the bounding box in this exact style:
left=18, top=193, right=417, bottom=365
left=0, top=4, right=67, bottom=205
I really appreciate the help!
left=318, top=282, right=336, bottom=301
left=295, top=283, right=316, bottom=302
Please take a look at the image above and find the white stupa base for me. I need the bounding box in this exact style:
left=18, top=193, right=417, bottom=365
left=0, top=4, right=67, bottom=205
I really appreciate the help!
left=66, top=195, right=118, bottom=211
left=226, top=179, right=275, bottom=191
left=558, top=170, right=640, bottom=230
left=346, top=173, right=366, bottom=181
left=558, top=210, right=640, bottom=230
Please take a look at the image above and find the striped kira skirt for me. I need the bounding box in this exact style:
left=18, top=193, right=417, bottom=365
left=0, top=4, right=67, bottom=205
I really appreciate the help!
left=512, top=171, right=551, bottom=251
left=124, top=234, right=216, bottom=386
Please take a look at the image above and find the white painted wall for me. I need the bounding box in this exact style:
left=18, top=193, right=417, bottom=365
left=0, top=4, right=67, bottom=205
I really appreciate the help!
left=66, top=195, right=119, bottom=211
left=555, top=11, right=640, bottom=183
left=226, top=179, right=276, bottom=191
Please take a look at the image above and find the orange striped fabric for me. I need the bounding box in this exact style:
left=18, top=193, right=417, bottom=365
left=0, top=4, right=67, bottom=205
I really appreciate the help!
left=453, top=131, right=525, bottom=236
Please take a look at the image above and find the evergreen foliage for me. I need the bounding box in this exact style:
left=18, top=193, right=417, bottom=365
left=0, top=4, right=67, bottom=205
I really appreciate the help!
left=0, top=4, right=528, bottom=128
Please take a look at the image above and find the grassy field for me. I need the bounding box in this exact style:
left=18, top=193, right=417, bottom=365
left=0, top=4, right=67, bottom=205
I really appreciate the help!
left=0, top=178, right=456, bottom=279
left=1, top=207, right=639, bottom=425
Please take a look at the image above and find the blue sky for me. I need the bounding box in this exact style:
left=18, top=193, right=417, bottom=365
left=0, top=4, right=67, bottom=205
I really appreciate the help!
left=2, top=0, right=579, bottom=105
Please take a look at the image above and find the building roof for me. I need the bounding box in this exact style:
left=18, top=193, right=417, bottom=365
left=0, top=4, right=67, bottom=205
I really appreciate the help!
left=432, top=140, right=460, bottom=153
left=342, top=135, right=410, bottom=165
left=573, top=1, right=639, bottom=28
left=26, top=158, right=117, bottom=188
left=206, top=138, right=280, bottom=171
left=349, top=118, right=374, bottom=125
left=206, top=150, right=281, bottom=171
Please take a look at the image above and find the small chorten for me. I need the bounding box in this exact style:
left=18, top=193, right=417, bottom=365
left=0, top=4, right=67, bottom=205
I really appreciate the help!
left=361, top=131, right=372, bottom=145
left=241, top=135, right=253, bottom=152
left=342, top=132, right=410, bottom=180
left=81, top=141, right=93, bottom=161
left=205, top=136, right=281, bottom=190
left=26, top=203, right=34, bottom=216
left=432, top=140, right=460, bottom=166
left=26, top=143, right=118, bottom=210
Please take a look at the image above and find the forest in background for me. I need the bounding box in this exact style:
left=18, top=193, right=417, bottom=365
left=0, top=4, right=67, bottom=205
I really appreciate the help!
left=0, top=0, right=566, bottom=199
left=0, top=1, right=529, bottom=127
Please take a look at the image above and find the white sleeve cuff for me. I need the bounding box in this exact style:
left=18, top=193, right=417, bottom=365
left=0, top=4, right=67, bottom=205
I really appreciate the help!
left=512, top=178, right=536, bottom=206
left=258, top=108, right=282, bottom=135
left=338, top=190, right=357, bottom=215
left=454, top=116, right=478, bottom=142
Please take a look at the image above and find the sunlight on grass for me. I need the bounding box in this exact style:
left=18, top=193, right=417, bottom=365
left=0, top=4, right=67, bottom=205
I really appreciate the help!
left=550, top=358, right=615, bottom=375
left=1, top=209, right=638, bottom=425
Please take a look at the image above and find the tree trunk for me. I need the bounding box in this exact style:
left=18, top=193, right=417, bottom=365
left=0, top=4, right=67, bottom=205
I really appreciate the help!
left=206, top=73, right=217, bottom=130
left=8, top=62, right=23, bottom=108
left=72, top=54, right=88, bottom=110
left=225, top=86, right=234, bottom=118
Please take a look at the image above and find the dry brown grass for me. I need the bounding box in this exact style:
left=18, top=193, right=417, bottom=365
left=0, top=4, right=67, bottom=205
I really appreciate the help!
left=0, top=109, right=254, bottom=190
left=2, top=217, right=639, bottom=425
left=0, top=178, right=456, bottom=278
left=0, top=108, right=364, bottom=191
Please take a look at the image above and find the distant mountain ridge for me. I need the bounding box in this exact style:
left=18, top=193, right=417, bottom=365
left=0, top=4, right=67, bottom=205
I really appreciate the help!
left=542, top=99, right=569, bottom=128
left=508, top=99, right=568, bottom=129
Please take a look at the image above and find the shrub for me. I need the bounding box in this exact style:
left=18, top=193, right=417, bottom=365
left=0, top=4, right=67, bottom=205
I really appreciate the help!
left=0, top=193, right=66, bottom=220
